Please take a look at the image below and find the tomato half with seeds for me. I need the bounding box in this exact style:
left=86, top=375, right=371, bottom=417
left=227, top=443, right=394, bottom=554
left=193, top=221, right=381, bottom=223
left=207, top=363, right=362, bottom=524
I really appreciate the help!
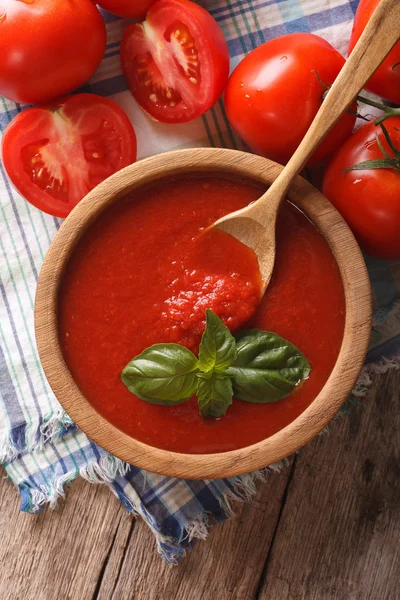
left=2, top=94, right=137, bottom=218
left=120, top=0, right=230, bottom=123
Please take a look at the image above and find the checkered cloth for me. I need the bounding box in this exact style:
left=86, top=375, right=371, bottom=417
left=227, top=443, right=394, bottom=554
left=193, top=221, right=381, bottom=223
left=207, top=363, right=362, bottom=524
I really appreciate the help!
left=1, top=0, right=399, bottom=563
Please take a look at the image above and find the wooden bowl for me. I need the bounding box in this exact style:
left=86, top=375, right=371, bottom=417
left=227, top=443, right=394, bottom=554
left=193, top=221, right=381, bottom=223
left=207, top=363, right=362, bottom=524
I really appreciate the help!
left=34, top=149, right=372, bottom=479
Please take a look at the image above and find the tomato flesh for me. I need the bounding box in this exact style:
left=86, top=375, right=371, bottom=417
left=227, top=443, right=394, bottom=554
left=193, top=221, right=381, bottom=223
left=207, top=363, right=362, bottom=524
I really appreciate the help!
left=121, top=0, right=229, bottom=123
left=21, top=139, right=70, bottom=204
left=349, top=0, right=400, bottom=104
left=2, top=94, right=137, bottom=218
left=323, top=118, right=400, bottom=260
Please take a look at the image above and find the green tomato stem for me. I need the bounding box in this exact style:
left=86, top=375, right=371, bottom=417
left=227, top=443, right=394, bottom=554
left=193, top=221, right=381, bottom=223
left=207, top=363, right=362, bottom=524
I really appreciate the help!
left=356, top=94, right=400, bottom=125
left=321, top=86, right=400, bottom=124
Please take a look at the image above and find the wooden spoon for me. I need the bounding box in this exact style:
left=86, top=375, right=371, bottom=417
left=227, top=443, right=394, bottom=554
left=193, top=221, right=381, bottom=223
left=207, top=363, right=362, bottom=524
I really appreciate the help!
left=214, top=0, right=400, bottom=294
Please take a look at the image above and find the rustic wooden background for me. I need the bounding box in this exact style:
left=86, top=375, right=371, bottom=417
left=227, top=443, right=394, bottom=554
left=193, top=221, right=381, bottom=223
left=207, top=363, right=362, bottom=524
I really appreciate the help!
left=1, top=370, right=399, bottom=600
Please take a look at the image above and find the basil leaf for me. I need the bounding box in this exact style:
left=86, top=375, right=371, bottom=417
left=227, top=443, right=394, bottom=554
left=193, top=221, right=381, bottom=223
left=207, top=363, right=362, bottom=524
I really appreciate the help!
left=227, top=330, right=311, bottom=403
left=121, top=344, right=199, bottom=406
left=197, top=371, right=233, bottom=418
left=198, top=309, right=236, bottom=372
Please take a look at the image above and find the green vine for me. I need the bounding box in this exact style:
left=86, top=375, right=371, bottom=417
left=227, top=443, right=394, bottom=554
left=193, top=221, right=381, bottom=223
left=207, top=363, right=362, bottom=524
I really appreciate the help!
left=343, top=123, right=400, bottom=174
left=321, top=87, right=400, bottom=124
left=316, top=72, right=400, bottom=173
left=355, top=95, right=400, bottom=125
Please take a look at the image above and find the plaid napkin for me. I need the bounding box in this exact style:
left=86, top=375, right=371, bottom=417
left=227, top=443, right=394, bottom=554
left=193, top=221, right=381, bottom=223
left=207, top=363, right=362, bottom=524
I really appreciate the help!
left=1, top=0, right=399, bottom=563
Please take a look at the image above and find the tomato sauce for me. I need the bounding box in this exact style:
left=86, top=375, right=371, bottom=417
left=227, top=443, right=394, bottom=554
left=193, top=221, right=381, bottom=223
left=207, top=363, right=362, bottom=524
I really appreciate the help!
left=59, top=176, right=345, bottom=454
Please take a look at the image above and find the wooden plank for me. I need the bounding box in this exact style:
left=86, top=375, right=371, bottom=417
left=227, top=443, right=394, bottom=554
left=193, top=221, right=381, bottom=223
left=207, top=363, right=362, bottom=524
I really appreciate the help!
left=258, top=370, right=400, bottom=600
left=96, top=464, right=292, bottom=600
left=0, top=476, right=132, bottom=600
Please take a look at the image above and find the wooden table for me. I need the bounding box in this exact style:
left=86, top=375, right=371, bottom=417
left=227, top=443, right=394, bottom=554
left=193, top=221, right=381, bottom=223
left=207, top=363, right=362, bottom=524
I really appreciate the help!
left=1, top=370, right=399, bottom=600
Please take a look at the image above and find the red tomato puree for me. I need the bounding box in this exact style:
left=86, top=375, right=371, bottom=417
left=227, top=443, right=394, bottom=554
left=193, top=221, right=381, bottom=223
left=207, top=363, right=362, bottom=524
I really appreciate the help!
left=59, top=176, right=345, bottom=454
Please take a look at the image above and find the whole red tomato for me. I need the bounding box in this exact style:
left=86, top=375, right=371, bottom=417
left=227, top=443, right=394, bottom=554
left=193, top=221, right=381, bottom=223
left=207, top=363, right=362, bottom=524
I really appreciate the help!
left=0, top=0, right=106, bottom=104
left=97, top=0, right=155, bottom=18
left=224, top=33, right=356, bottom=165
left=349, top=0, right=400, bottom=104
left=121, top=0, right=229, bottom=124
left=323, top=117, right=400, bottom=260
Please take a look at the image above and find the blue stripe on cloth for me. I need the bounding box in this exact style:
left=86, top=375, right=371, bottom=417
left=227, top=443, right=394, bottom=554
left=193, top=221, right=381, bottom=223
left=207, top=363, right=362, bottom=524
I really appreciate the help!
left=0, top=163, right=39, bottom=281
left=349, top=0, right=360, bottom=15
left=88, top=76, right=128, bottom=98
left=0, top=107, right=22, bottom=130
left=47, top=441, right=69, bottom=476
left=227, top=23, right=287, bottom=55
left=141, top=477, right=175, bottom=504
left=0, top=344, right=25, bottom=430
left=100, top=10, right=130, bottom=24
left=286, top=17, right=309, bottom=34
left=112, top=478, right=137, bottom=512
left=0, top=279, right=43, bottom=421
left=18, top=465, right=42, bottom=497
left=305, top=5, right=355, bottom=30
left=211, top=0, right=272, bottom=17
left=89, top=438, right=103, bottom=462
left=194, top=484, right=228, bottom=522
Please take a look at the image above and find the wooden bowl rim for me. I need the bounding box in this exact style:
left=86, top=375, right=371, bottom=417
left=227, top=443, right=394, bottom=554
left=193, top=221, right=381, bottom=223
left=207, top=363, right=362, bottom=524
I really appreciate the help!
left=34, top=148, right=372, bottom=479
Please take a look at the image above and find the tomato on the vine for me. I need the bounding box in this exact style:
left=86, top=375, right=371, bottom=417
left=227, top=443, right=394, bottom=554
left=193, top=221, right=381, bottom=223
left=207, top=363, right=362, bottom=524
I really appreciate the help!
left=349, top=0, right=400, bottom=105
left=323, top=117, right=400, bottom=260
left=120, top=0, right=229, bottom=124
left=2, top=94, right=137, bottom=218
left=224, top=33, right=356, bottom=165
left=0, top=0, right=106, bottom=105
left=97, top=0, right=155, bottom=18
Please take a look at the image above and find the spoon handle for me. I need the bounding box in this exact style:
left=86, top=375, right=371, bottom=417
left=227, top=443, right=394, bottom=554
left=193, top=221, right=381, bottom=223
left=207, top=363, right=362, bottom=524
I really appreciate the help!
left=264, top=0, right=400, bottom=207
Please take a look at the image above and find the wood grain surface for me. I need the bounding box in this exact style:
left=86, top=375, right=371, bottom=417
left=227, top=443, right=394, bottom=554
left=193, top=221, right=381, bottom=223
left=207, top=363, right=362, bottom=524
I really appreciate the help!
left=0, top=369, right=399, bottom=600
left=34, top=148, right=371, bottom=479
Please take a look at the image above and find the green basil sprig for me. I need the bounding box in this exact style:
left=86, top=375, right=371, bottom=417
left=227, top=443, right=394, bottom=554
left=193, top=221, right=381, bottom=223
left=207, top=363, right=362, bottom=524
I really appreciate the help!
left=121, top=309, right=311, bottom=418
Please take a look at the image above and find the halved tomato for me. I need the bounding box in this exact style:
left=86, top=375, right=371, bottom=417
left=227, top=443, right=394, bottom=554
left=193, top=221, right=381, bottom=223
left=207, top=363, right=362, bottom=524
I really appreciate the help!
left=120, top=0, right=230, bottom=124
left=2, top=94, right=137, bottom=218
